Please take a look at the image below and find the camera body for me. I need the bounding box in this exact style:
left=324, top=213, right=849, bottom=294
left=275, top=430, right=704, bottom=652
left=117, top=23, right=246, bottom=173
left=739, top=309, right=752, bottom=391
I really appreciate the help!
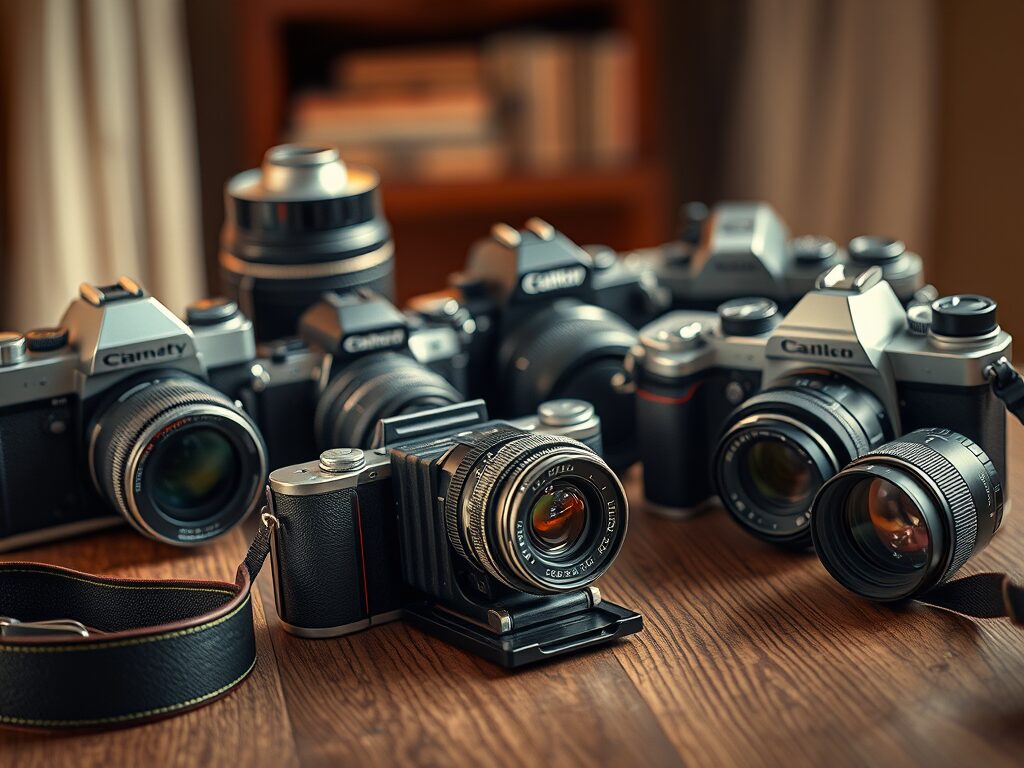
left=267, top=398, right=640, bottom=668
left=242, top=289, right=468, bottom=468
left=629, top=201, right=932, bottom=312
left=0, top=278, right=267, bottom=550
left=633, top=264, right=1009, bottom=547
left=409, top=218, right=666, bottom=469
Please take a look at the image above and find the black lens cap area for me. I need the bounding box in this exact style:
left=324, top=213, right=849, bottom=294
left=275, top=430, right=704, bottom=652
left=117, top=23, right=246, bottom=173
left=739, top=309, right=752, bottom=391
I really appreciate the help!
left=930, top=294, right=998, bottom=337
left=848, top=236, right=906, bottom=264
left=186, top=297, right=241, bottom=326
left=718, top=297, right=781, bottom=336
left=791, top=235, right=839, bottom=265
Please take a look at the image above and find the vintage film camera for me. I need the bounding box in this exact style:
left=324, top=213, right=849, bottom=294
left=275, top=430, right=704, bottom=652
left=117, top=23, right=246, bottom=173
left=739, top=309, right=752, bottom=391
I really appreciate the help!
left=267, top=398, right=640, bottom=668
left=408, top=218, right=667, bottom=469
left=631, top=264, right=1008, bottom=552
left=0, top=278, right=268, bottom=550
left=628, top=201, right=934, bottom=312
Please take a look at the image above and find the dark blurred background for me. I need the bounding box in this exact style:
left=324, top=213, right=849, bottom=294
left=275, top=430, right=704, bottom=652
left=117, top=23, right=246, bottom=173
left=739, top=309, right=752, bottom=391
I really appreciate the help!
left=2, top=0, right=1022, bottom=336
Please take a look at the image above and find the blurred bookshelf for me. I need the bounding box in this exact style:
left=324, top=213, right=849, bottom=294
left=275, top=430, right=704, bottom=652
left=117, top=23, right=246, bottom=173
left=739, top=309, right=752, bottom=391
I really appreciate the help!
left=235, top=0, right=670, bottom=300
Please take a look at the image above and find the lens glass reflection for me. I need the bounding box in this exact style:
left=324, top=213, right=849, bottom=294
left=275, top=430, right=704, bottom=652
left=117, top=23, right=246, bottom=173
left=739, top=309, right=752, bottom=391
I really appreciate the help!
left=743, top=440, right=814, bottom=509
left=529, top=484, right=588, bottom=551
left=150, top=428, right=240, bottom=523
left=845, top=477, right=929, bottom=572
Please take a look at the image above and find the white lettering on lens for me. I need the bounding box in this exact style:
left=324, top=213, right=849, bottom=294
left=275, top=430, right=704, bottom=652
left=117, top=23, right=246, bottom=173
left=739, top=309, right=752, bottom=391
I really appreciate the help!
left=780, top=339, right=855, bottom=359
left=520, top=266, right=587, bottom=294
left=102, top=343, right=187, bottom=367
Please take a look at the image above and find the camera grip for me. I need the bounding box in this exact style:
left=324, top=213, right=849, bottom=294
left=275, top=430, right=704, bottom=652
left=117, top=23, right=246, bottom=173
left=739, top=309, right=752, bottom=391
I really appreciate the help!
left=270, top=487, right=369, bottom=635
left=637, top=378, right=715, bottom=512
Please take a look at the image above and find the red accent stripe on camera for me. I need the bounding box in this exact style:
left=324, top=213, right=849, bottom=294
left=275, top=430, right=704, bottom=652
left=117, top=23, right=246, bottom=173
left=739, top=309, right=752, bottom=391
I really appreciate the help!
left=637, top=382, right=703, bottom=405
left=353, top=494, right=371, bottom=615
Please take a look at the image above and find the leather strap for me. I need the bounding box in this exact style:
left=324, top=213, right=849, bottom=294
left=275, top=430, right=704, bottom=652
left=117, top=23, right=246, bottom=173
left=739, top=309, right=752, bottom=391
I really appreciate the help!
left=921, top=572, right=1024, bottom=625
left=0, top=515, right=275, bottom=732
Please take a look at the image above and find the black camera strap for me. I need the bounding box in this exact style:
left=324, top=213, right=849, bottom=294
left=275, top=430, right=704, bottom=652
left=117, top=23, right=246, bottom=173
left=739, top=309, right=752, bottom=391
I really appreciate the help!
left=0, top=514, right=276, bottom=731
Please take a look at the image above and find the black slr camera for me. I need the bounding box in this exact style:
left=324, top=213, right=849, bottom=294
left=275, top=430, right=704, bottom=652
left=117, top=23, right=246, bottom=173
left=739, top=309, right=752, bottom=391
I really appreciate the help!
left=242, top=288, right=467, bottom=469
left=409, top=218, right=666, bottom=469
left=267, top=398, right=639, bottom=667
left=632, top=264, right=1009, bottom=553
left=0, top=278, right=268, bottom=550
left=628, top=201, right=934, bottom=312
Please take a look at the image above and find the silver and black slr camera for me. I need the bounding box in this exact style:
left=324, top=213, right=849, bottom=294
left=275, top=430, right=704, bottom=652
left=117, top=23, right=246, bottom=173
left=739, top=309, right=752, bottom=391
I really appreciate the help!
left=629, top=201, right=934, bottom=312
left=267, top=398, right=639, bottom=667
left=409, top=218, right=666, bottom=469
left=0, top=278, right=268, bottom=550
left=632, top=264, right=1009, bottom=550
left=244, top=288, right=467, bottom=468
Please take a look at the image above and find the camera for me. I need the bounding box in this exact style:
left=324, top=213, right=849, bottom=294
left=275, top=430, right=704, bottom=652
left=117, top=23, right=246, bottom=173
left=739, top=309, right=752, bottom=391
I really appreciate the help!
left=220, top=144, right=395, bottom=343
left=267, top=398, right=640, bottom=668
left=408, top=218, right=666, bottom=469
left=242, top=288, right=467, bottom=468
left=628, top=201, right=934, bottom=312
left=0, top=278, right=268, bottom=550
left=632, top=263, right=1009, bottom=549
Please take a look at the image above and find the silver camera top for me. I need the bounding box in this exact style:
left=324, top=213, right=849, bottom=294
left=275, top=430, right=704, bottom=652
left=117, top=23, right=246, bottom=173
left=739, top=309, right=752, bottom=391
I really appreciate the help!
left=635, top=265, right=1011, bottom=436
left=0, top=277, right=256, bottom=407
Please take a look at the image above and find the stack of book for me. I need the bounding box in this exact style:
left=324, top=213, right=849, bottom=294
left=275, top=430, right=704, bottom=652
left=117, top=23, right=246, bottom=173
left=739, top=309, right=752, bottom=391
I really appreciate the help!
left=288, top=33, right=636, bottom=182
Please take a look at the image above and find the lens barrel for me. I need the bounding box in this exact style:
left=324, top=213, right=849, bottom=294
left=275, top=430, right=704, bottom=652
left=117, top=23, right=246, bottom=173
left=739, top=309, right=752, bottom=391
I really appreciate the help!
left=497, top=301, right=639, bottom=469
left=811, top=428, right=1003, bottom=601
left=714, top=375, right=889, bottom=547
left=220, top=144, right=394, bottom=341
left=315, top=352, right=463, bottom=450
left=443, top=429, right=627, bottom=593
left=90, top=376, right=268, bottom=544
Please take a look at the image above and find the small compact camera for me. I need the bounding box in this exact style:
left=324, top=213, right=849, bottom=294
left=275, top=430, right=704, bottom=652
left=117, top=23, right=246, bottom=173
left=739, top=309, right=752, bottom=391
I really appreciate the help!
left=267, top=398, right=640, bottom=668
left=408, top=218, right=667, bottom=469
left=0, top=278, right=269, bottom=550
left=631, top=264, right=1009, bottom=549
left=629, top=201, right=934, bottom=312
left=242, top=288, right=468, bottom=468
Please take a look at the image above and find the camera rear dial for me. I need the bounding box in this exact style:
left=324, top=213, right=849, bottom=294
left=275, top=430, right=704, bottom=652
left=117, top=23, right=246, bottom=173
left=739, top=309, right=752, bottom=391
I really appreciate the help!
left=444, top=430, right=628, bottom=594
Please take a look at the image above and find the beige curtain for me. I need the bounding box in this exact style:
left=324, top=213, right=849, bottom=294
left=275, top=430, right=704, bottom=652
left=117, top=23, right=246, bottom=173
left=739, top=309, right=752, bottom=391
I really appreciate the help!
left=0, top=0, right=203, bottom=330
left=722, top=0, right=937, bottom=255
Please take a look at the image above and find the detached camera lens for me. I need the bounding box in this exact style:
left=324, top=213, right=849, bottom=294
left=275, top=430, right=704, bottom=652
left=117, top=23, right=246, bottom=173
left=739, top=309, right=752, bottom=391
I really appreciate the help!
left=444, top=431, right=627, bottom=593
left=811, top=428, right=1003, bottom=601
left=220, top=144, right=394, bottom=341
left=91, top=377, right=268, bottom=544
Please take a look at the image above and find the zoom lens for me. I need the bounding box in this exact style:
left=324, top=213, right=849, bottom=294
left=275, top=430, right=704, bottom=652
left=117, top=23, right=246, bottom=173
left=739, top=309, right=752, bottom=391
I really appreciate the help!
left=443, top=430, right=627, bottom=593
left=315, top=352, right=463, bottom=449
left=714, top=375, right=890, bottom=547
left=90, top=376, right=268, bottom=544
left=497, top=300, right=639, bottom=469
left=220, top=144, right=394, bottom=341
left=811, top=428, right=1004, bottom=601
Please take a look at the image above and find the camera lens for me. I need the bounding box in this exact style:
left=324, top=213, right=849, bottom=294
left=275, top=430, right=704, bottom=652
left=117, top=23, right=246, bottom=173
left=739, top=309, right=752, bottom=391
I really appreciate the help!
left=220, top=144, right=394, bottom=341
left=529, top=483, right=588, bottom=551
left=315, top=352, right=463, bottom=449
left=443, top=430, right=627, bottom=593
left=714, top=375, right=889, bottom=547
left=90, top=376, right=268, bottom=544
left=811, top=428, right=1003, bottom=601
left=497, top=301, right=639, bottom=469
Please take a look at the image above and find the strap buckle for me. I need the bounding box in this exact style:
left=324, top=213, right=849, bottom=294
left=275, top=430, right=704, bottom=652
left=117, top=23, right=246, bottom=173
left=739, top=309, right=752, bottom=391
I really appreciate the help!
left=0, top=616, right=91, bottom=638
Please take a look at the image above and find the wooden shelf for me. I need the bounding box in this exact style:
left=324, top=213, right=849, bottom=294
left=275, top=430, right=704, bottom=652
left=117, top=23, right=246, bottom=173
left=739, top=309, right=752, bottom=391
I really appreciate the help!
left=380, top=165, right=665, bottom=219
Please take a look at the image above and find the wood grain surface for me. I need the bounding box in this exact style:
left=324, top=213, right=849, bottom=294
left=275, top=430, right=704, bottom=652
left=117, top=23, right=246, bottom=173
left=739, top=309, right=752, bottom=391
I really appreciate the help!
left=4, top=422, right=1024, bottom=767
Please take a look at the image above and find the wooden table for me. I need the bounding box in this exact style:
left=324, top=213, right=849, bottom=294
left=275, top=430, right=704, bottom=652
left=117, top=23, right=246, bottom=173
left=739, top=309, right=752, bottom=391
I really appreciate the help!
left=5, top=423, right=1024, bottom=768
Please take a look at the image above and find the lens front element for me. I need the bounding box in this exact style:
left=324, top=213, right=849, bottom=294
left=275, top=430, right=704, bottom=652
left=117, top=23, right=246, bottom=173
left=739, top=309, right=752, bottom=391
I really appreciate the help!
left=529, top=483, right=588, bottom=551
left=845, top=477, right=930, bottom=573
left=148, top=427, right=242, bottom=523
left=743, top=441, right=815, bottom=508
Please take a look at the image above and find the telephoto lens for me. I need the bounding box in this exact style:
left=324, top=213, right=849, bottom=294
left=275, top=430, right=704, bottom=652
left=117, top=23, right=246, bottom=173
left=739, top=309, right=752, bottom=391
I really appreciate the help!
left=220, top=144, right=394, bottom=341
left=811, top=428, right=1004, bottom=601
